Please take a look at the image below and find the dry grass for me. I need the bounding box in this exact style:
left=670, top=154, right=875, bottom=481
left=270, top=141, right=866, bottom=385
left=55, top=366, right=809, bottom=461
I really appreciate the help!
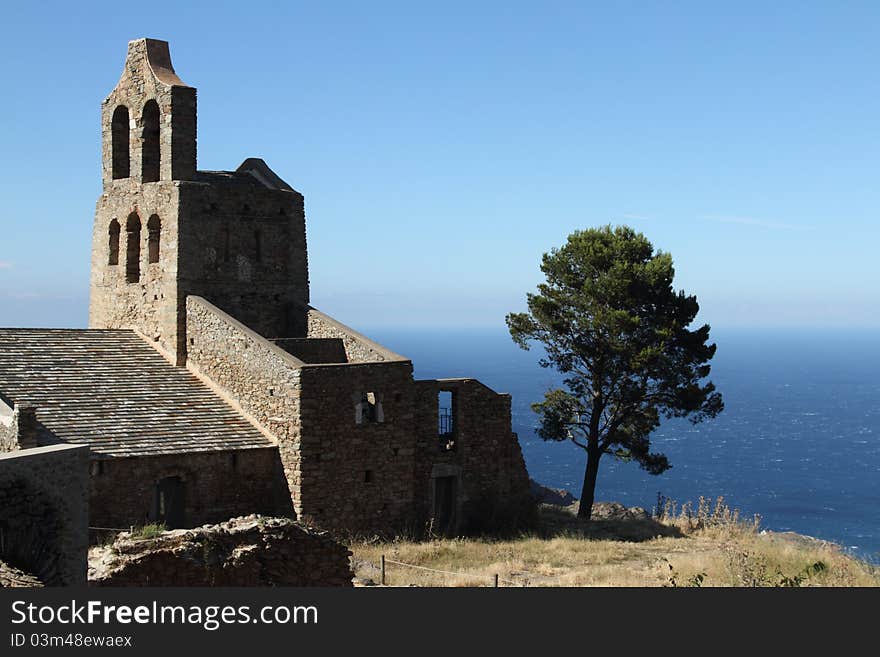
left=348, top=498, right=880, bottom=587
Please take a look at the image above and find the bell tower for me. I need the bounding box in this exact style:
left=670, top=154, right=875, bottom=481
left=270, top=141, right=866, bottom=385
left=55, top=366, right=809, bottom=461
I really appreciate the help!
left=89, top=39, right=195, bottom=363
left=100, top=38, right=196, bottom=187
left=90, top=38, right=310, bottom=365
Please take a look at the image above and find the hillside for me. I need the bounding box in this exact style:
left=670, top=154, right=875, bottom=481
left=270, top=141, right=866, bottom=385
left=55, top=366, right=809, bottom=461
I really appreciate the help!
left=349, top=497, right=879, bottom=587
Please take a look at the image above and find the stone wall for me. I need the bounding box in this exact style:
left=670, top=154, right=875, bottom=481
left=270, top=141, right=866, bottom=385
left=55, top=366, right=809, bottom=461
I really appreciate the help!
left=272, top=338, right=347, bottom=364
left=414, top=379, right=534, bottom=534
left=297, top=361, right=418, bottom=533
left=0, top=401, right=12, bottom=451
left=178, top=181, right=309, bottom=340
left=89, top=448, right=291, bottom=531
left=185, top=296, right=303, bottom=515
left=305, top=307, right=405, bottom=363
left=90, top=515, right=352, bottom=587
left=0, top=402, right=39, bottom=452
left=186, top=296, right=427, bottom=534
left=0, top=444, right=90, bottom=586
left=89, top=182, right=181, bottom=360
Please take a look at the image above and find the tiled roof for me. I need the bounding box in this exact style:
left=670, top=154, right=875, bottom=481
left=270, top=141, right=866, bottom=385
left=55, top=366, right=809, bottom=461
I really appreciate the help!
left=0, top=329, right=273, bottom=458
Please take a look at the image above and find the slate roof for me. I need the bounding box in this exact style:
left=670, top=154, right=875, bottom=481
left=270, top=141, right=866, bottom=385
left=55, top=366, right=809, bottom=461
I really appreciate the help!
left=0, top=329, right=274, bottom=458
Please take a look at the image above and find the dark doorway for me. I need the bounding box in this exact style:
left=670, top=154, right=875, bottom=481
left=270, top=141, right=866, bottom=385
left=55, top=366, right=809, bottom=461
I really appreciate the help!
left=433, top=476, right=457, bottom=535
left=154, top=476, right=185, bottom=529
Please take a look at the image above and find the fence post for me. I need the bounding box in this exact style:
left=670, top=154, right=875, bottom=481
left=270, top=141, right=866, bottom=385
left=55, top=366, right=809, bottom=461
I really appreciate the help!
left=380, top=554, right=386, bottom=586
left=493, top=573, right=499, bottom=588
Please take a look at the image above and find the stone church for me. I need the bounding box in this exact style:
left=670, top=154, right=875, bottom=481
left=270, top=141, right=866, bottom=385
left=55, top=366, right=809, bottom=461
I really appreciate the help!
left=0, top=38, right=531, bottom=537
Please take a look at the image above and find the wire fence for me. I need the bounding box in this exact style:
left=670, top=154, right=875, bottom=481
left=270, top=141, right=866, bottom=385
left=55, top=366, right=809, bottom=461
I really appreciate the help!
left=88, top=526, right=132, bottom=532
left=379, top=555, right=522, bottom=587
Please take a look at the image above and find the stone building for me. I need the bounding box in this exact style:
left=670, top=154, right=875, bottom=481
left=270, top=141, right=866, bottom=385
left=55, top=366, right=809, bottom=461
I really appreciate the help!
left=0, top=38, right=532, bottom=537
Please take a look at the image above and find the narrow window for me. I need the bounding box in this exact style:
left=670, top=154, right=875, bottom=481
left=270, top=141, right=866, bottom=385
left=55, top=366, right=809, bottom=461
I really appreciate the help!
left=364, top=470, right=373, bottom=483
left=108, top=219, right=120, bottom=265
left=254, top=229, right=262, bottom=262
left=147, top=214, right=161, bottom=263
left=439, top=390, right=456, bottom=451
left=222, top=222, right=231, bottom=262
left=111, top=106, right=130, bottom=179
left=141, top=100, right=161, bottom=182
left=355, top=392, right=384, bottom=424
left=126, top=213, right=141, bottom=283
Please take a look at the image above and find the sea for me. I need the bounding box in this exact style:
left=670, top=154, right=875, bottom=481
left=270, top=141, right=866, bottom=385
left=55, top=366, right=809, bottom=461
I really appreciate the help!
left=368, top=326, right=880, bottom=562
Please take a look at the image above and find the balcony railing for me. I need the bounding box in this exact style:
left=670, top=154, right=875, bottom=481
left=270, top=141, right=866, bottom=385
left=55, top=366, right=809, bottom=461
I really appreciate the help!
left=438, top=407, right=456, bottom=452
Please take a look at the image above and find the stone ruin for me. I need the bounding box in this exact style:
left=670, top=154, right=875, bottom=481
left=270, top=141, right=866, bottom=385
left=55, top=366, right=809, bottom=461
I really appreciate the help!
left=0, top=39, right=535, bottom=587
left=89, top=515, right=353, bottom=587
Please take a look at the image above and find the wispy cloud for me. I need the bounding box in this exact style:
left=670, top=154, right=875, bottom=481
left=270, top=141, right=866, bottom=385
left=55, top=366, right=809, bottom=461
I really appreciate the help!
left=620, top=213, right=652, bottom=221
left=706, top=216, right=810, bottom=231
left=0, top=261, right=12, bottom=270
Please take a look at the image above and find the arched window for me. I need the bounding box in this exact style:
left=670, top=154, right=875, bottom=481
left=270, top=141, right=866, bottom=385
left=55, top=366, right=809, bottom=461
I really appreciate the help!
left=141, top=100, right=160, bottom=182
left=108, top=219, right=120, bottom=266
left=147, top=215, right=161, bottom=263
left=355, top=392, right=384, bottom=424
left=126, top=213, right=141, bottom=283
left=111, top=106, right=130, bottom=179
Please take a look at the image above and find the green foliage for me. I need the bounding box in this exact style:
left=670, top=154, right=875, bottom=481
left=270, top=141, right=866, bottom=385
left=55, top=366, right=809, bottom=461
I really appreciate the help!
left=665, top=551, right=827, bottom=587
left=131, top=523, right=166, bottom=539
left=507, top=226, right=723, bottom=505
left=778, top=561, right=828, bottom=587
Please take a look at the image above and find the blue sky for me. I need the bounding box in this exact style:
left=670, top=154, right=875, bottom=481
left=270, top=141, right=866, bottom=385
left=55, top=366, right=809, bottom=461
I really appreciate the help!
left=1, top=1, right=878, bottom=330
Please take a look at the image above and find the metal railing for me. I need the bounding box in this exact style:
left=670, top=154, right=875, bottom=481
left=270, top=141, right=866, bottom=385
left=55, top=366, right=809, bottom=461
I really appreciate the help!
left=438, top=408, right=454, bottom=436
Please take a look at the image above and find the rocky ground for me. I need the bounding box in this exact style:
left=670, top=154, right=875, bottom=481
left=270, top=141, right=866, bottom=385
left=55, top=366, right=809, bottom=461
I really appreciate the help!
left=0, top=560, right=43, bottom=588
left=89, top=514, right=353, bottom=587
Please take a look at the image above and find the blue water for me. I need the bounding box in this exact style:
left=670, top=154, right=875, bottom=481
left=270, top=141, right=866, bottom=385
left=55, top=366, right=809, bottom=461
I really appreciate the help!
left=369, top=327, right=880, bottom=562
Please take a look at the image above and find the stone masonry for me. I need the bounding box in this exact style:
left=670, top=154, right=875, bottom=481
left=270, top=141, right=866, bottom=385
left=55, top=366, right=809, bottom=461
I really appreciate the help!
left=0, top=37, right=534, bottom=540
left=90, top=515, right=353, bottom=587
left=0, top=444, right=90, bottom=586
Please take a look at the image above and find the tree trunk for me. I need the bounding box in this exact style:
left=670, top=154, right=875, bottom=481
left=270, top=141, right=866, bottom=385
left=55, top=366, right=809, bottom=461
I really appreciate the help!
left=577, top=448, right=601, bottom=520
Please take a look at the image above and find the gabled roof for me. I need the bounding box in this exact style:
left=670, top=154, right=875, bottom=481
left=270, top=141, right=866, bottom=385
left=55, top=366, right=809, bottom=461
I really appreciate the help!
left=193, top=159, right=299, bottom=193
left=0, top=329, right=273, bottom=458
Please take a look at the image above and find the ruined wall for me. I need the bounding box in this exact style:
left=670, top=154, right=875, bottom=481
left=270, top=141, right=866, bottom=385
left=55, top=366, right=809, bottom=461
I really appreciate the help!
left=185, top=296, right=302, bottom=515
left=0, top=444, right=90, bottom=586
left=187, top=296, right=439, bottom=535
left=0, top=403, right=39, bottom=452
left=297, top=361, right=418, bottom=533
left=90, top=515, right=352, bottom=587
left=178, top=183, right=309, bottom=339
left=89, top=183, right=181, bottom=360
left=89, top=448, right=290, bottom=530
left=272, top=338, right=347, bottom=364
left=306, top=307, right=403, bottom=363
left=414, top=379, right=533, bottom=534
